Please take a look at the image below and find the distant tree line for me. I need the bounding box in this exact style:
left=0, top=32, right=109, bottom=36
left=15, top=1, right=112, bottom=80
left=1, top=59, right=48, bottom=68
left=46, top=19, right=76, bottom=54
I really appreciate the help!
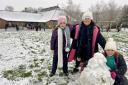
left=62, top=0, right=128, bottom=30
left=4, top=0, right=128, bottom=29
left=89, top=0, right=128, bottom=30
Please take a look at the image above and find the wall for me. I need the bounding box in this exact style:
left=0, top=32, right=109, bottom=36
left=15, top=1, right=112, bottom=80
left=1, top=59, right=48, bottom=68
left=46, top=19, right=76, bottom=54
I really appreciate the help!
left=0, top=18, right=6, bottom=29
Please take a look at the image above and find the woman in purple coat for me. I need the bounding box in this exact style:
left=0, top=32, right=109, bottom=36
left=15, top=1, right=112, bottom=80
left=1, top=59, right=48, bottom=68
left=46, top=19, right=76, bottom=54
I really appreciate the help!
left=50, top=16, right=70, bottom=77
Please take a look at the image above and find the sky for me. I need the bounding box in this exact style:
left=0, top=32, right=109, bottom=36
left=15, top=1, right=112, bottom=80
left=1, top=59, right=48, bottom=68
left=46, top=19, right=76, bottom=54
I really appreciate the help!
left=0, top=0, right=128, bottom=11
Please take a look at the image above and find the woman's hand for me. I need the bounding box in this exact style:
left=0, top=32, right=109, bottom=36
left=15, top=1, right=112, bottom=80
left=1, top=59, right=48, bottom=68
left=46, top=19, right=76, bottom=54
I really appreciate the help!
left=77, top=57, right=81, bottom=61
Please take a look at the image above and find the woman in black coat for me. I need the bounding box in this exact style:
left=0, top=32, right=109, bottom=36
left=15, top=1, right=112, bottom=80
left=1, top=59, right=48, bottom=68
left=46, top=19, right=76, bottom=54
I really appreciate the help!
left=76, top=11, right=106, bottom=71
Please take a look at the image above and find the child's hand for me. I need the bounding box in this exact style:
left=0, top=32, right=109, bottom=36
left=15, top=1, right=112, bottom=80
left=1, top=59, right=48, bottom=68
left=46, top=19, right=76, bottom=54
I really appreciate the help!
left=65, top=48, right=70, bottom=52
left=111, top=71, right=116, bottom=79
left=51, top=50, right=54, bottom=54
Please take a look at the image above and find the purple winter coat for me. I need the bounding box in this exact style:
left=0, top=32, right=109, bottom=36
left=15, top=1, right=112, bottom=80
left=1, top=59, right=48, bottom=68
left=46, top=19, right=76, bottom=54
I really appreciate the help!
left=50, top=28, right=66, bottom=55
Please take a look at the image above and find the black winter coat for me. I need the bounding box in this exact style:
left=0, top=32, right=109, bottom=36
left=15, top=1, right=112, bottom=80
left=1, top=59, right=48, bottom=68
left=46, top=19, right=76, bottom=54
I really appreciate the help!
left=77, top=22, right=106, bottom=61
left=104, top=52, right=128, bottom=85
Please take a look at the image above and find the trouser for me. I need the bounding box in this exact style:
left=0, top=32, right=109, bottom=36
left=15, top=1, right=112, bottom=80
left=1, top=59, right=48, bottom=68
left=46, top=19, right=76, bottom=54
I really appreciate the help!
left=75, top=59, right=80, bottom=68
left=80, top=60, right=88, bottom=72
left=51, top=52, right=68, bottom=74
left=114, top=75, right=128, bottom=85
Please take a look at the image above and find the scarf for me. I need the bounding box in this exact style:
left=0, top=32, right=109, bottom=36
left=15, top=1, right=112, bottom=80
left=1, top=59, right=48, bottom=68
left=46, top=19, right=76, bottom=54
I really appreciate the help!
left=58, top=26, right=70, bottom=68
left=64, top=26, right=71, bottom=50
left=58, top=28, right=63, bottom=68
left=106, top=55, right=117, bottom=71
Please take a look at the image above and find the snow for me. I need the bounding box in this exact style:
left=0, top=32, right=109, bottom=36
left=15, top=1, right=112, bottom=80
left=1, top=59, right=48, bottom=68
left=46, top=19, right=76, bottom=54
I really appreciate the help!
left=0, top=10, right=64, bottom=22
left=0, top=28, right=127, bottom=85
left=79, top=53, right=114, bottom=85
left=39, top=10, right=65, bottom=21
left=0, top=11, right=42, bottom=22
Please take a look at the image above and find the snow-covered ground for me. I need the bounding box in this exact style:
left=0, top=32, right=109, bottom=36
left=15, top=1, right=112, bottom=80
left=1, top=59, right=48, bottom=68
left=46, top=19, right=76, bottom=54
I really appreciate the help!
left=0, top=28, right=128, bottom=85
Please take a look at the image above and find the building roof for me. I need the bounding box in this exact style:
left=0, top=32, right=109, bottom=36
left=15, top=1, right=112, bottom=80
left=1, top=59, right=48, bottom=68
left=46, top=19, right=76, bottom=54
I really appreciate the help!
left=39, top=9, right=64, bottom=21
left=0, top=11, right=43, bottom=22
left=40, top=5, right=60, bottom=12
left=0, top=6, right=65, bottom=22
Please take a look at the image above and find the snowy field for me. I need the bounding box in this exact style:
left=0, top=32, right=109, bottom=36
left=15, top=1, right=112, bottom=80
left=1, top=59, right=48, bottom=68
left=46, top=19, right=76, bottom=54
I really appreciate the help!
left=0, top=28, right=128, bottom=85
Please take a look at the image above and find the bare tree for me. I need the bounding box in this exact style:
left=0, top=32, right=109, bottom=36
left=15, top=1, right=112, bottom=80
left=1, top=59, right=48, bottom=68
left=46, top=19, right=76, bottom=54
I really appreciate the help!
left=107, top=0, right=118, bottom=21
left=37, top=7, right=44, bottom=12
left=62, top=0, right=82, bottom=24
left=5, top=6, right=14, bottom=11
left=121, top=5, right=128, bottom=28
left=90, top=0, right=121, bottom=31
left=22, top=7, right=38, bottom=13
left=90, top=1, right=106, bottom=22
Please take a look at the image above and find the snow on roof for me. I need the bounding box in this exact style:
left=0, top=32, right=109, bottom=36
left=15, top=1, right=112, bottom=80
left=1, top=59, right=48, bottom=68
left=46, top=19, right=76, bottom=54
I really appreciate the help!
left=0, top=11, right=42, bottom=22
left=40, top=5, right=60, bottom=12
left=39, top=9, right=65, bottom=21
left=0, top=10, right=65, bottom=22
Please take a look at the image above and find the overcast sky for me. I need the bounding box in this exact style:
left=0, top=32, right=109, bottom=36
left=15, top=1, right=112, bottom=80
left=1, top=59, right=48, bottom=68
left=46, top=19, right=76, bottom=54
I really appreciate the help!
left=0, top=0, right=128, bottom=11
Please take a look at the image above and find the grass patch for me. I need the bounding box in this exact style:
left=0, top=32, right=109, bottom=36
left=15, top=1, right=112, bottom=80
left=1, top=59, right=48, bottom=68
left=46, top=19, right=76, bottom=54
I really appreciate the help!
left=3, top=68, right=32, bottom=80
